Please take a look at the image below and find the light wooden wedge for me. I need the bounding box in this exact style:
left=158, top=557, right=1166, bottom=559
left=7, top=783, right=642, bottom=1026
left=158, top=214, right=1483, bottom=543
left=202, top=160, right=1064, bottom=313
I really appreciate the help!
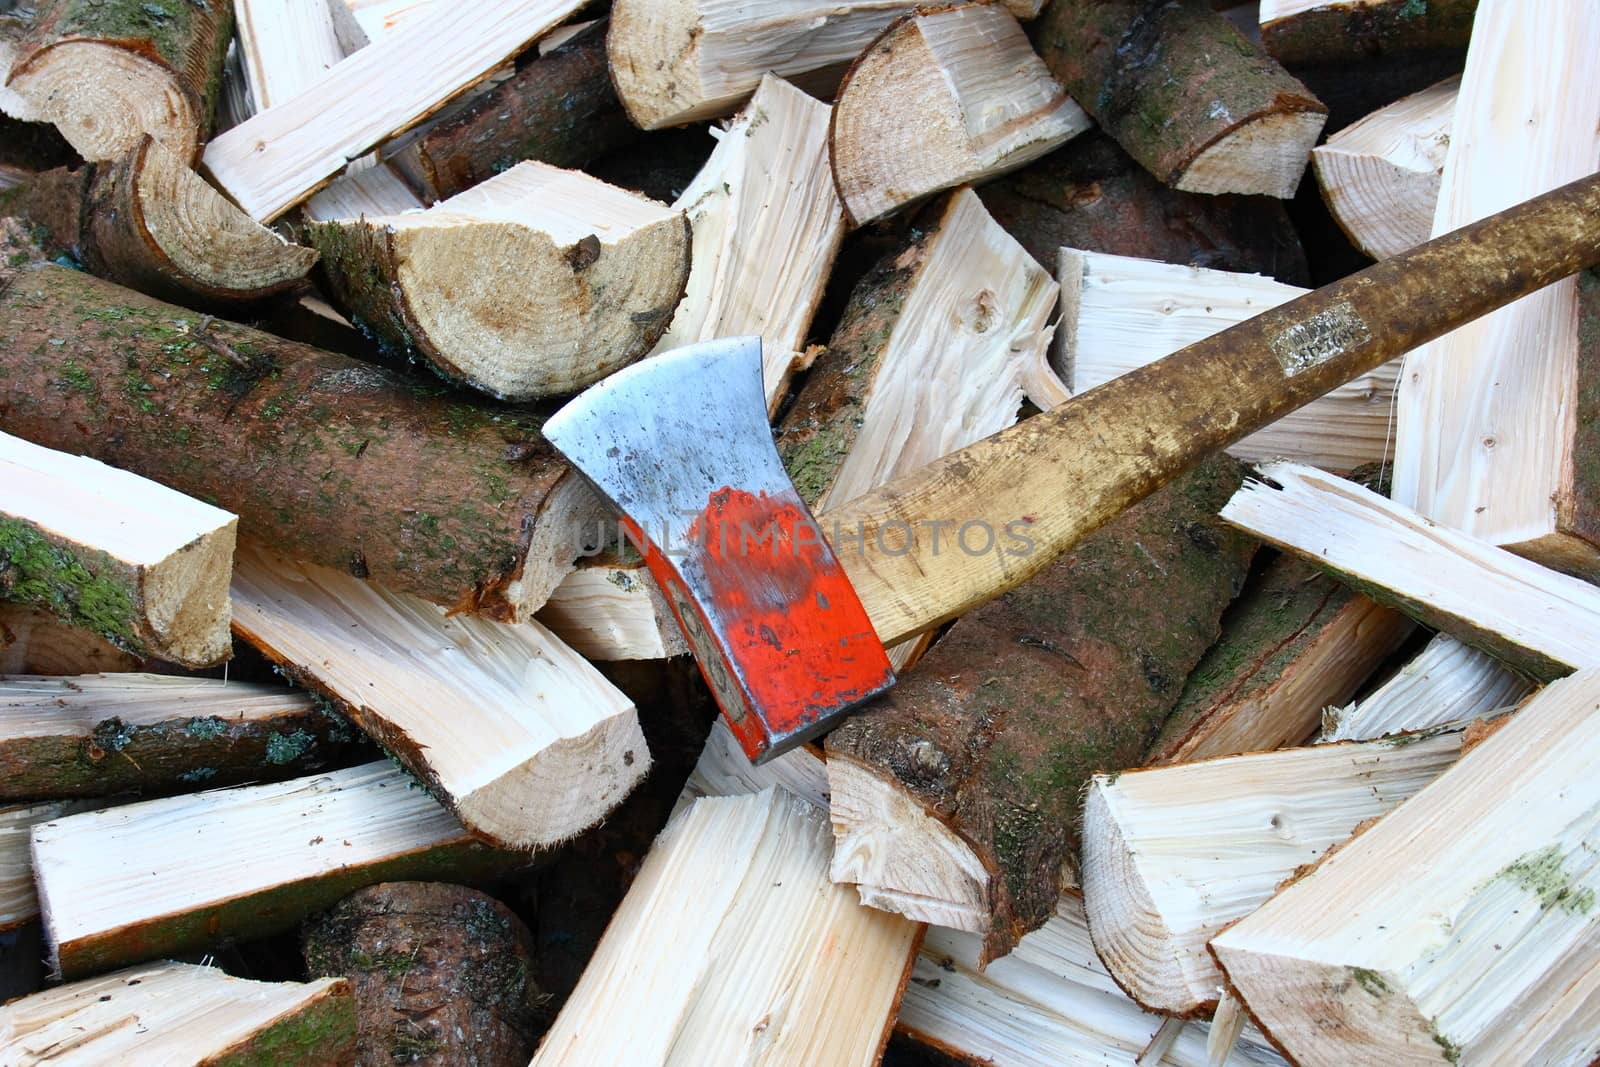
left=1323, top=632, right=1534, bottom=742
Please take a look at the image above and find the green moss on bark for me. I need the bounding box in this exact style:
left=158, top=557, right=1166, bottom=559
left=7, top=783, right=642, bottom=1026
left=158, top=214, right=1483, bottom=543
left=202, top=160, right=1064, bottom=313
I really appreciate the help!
left=202, top=985, right=358, bottom=1067
left=0, top=516, right=140, bottom=651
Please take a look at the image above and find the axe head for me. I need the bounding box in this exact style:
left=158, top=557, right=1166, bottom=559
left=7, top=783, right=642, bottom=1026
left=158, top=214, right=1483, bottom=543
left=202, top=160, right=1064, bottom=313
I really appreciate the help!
left=544, top=338, right=895, bottom=763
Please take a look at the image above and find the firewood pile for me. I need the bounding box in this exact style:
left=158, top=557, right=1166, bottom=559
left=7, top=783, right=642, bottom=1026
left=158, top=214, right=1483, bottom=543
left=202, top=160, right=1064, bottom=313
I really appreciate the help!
left=1, top=0, right=1598, bottom=1063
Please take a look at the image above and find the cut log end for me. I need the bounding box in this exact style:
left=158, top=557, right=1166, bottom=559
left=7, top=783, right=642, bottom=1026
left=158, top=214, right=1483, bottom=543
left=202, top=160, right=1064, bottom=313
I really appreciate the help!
left=606, top=0, right=719, bottom=130
left=8, top=42, right=199, bottom=162
left=1175, top=109, right=1328, bottom=199
left=135, top=519, right=237, bottom=668
left=826, top=754, right=990, bottom=933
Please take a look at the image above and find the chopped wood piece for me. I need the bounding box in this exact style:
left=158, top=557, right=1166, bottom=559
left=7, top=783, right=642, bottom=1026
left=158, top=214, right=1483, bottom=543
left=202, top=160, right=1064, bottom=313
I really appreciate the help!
left=978, top=132, right=1311, bottom=282
left=399, top=21, right=635, bottom=202
left=1312, top=76, right=1456, bottom=260
left=0, top=430, right=235, bottom=667
left=7, top=0, right=232, bottom=161
left=0, top=17, right=41, bottom=123
left=1085, top=725, right=1464, bottom=1017
left=1213, top=669, right=1600, bottom=1065
left=0, top=961, right=356, bottom=1064
left=232, top=544, right=647, bottom=849
left=0, top=265, right=599, bottom=621
left=2, top=135, right=317, bottom=303
left=1222, top=463, right=1600, bottom=680
left=829, top=4, right=1090, bottom=227
left=1394, top=1, right=1600, bottom=575
left=236, top=0, right=344, bottom=112
left=311, top=161, right=689, bottom=400
left=1037, top=0, right=1326, bottom=198
left=331, top=0, right=437, bottom=49
left=304, top=882, right=541, bottom=1066
left=825, top=459, right=1256, bottom=962
left=202, top=0, right=585, bottom=220
left=1, top=799, right=98, bottom=930
left=530, top=788, right=919, bottom=1066
left=1062, top=249, right=1394, bottom=472
left=651, top=74, right=844, bottom=414
left=0, top=673, right=356, bottom=800
left=1149, top=554, right=1414, bottom=763
left=536, top=553, right=687, bottom=662
left=33, top=761, right=519, bottom=977
left=1323, top=632, right=1534, bottom=742
left=1259, top=0, right=1478, bottom=65
left=0, top=604, right=139, bottom=675
left=302, top=162, right=423, bottom=223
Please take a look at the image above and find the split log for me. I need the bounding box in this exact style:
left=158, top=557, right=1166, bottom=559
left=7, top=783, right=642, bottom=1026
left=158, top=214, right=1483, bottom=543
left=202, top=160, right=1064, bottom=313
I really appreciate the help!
left=1085, top=724, right=1464, bottom=1017
left=650, top=74, right=844, bottom=414
left=825, top=458, right=1256, bottom=962
left=1036, top=0, right=1326, bottom=198
left=397, top=21, right=634, bottom=203
left=236, top=0, right=344, bottom=113
left=1393, top=1, right=1600, bottom=575
left=976, top=133, right=1311, bottom=283
left=1222, top=463, right=1600, bottom=680
left=303, top=882, right=542, bottom=1066
left=1212, top=669, right=1600, bottom=1066
left=0, top=135, right=317, bottom=303
left=1, top=799, right=98, bottom=930
left=0, top=673, right=357, bottom=800
left=1061, top=248, right=1394, bottom=471
left=232, top=544, right=647, bottom=849
left=0, top=604, right=139, bottom=675
left=0, top=962, right=356, bottom=1064
left=310, top=161, right=689, bottom=400
left=1312, top=76, right=1456, bottom=260
left=829, top=4, right=1090, bottom=227
left=0, top=429, right=235, bottom=668
left=0, top=16, right=41, bottom=123
left=1148, top=553, right=1414, bottom=763
left=536, top=551, right=687, bottom=662
left=0, top=264, right=600, bottom=621
left=32, top=761, right=520, bottom=977
left=1259, top=0, right=1478, bottom=65
left=6, top=0, right=232, bottom=161
left=302, top=161, right=423, bottom=223
left=202, top=0, right=586, bottom=221
left=1323, top=632, right=1533, bottom=742
left=530, top=788, right=920, bottom=1066
left=331, top=0, right=437, bottom=49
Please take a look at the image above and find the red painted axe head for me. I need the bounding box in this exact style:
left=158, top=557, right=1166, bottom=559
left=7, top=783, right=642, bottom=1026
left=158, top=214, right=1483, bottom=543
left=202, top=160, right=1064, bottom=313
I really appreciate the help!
left=544, top=338, right=895, bottom=763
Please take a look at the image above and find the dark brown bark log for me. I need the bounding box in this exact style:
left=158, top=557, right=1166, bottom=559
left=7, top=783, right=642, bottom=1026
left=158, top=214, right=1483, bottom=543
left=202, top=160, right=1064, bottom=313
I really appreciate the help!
left=400, top=22, right=636, bottom=202
left=303, top=882, right=543, bottom=1067
left=1261, top=0, right=1477, bottom=66
left=977, top=132, right=1311, bottom=285
left=824, top=457, right=1257, bottom=963
left=1035, top=0, right=1326, bottom=198
left=0, top=264, right=598, bottom=620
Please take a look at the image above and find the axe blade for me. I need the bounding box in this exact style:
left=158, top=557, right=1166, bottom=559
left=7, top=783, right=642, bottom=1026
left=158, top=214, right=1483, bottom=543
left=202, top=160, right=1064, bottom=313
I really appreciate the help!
left=545, top=338, right=895, bottom=762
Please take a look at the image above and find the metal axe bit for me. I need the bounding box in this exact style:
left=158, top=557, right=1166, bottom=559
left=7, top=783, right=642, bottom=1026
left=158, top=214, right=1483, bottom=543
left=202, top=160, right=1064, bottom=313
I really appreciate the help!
left=546, top=171, right=1600, bottom=764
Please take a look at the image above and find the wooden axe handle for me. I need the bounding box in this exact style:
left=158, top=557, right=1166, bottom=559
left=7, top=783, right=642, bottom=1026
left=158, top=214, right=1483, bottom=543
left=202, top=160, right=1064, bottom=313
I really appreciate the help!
left=824, top=171, right=1600, bottom=647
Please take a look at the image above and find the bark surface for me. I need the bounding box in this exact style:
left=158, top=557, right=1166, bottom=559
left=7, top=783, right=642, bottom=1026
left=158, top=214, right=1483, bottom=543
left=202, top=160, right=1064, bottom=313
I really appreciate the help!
left=1261, top=0, right=1478, bottom=65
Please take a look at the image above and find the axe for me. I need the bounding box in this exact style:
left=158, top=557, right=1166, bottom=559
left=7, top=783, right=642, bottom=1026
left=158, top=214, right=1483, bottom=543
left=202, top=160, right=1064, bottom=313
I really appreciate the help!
left=546, top=172, right=1600, bottom=764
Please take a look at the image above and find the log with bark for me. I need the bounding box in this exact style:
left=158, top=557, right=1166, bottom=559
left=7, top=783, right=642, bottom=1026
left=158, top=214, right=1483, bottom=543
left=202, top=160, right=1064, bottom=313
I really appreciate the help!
left=829, top=4, right=1090, bottom=227
left=1222, top=463, right=1600, bottom=680
left=1322, top=632, right=1533, bottom=742
left=649, top=74, right=844, bottom=415
left=396, top=21, right=635, bottom=203
left=5, top=0, right=232, bottom=161
left=1, top=799, right=98, bottom=930
left=1259, top=0, right=1478, bottom=65
left=1148, top=553, right=1414, bottom=764
left=0, top=134, right=317, bottom=304
left=1035, top=0, right=1327, bottom=198
left=0, top=264, right=601, bottom=621
left=32, top=761, right=521, bottom=977
left=0, top=603, right=139, bottom=675
left=1312, top=76, right=1456, bottom=260
left=1213, top=669, right=1600, bottom=1065
left=529, top=787, right=921, bottom=1066
left=0, top=430, right=236, bottom=668
left=1392, top=0, right=1600, bottom=576
left=1060, top=248, right=1395, bottom=471
left=1085, top=723, right=1466, bottom=1017
left=232, top=543, right=647, bottom=849
left=0, top=961, right=357, bottom=1064
left=202, top=0, right=586, bottom=221
left=310, top=161, right=689, bottom=401
left=825, top=458, right=1256, bottom=962
left=303, top=882, right=542, bottom=1066
left=0, top=673, right=358, bottom=800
